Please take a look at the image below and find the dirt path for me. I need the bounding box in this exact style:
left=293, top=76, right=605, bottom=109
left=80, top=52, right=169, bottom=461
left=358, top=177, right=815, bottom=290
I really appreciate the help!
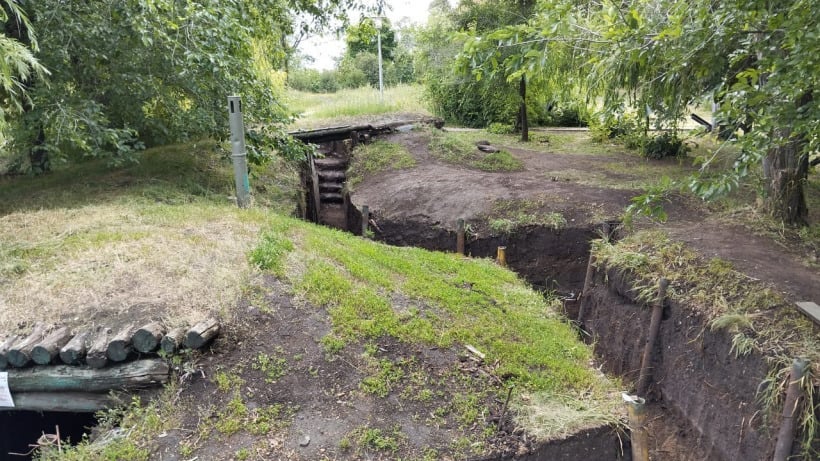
left=351, top=129, right=819, bottom=306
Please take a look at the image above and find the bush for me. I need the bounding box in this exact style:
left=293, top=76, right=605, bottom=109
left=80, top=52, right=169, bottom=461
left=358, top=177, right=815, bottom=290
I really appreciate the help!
left=288, top=69, right=340, bottom=93
left=590, top=112, right=640, bottom=142
left=541, top=103, right=589, bottom=127
left=487, top=123, right=515, bottom=134
left=641, top=132, right=690, bottom=159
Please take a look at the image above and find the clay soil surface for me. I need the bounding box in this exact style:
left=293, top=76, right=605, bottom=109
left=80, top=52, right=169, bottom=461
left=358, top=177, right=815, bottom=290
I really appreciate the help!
left=351, top=128, right=820, bottom=302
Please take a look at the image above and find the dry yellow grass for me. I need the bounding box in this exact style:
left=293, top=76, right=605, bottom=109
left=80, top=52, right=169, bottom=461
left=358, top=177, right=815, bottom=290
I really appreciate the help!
left=0, top=202, right=268, bottom=331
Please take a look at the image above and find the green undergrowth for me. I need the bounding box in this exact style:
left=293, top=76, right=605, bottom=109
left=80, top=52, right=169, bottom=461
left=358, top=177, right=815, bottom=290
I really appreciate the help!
left=287, top=84, right=430, bottom=129
left=428, top=129, right=524, bottom=172
left=487, top=198, right=567, bottom=235
left=593, top=229, right=819, bottom=455
left=347, top=140, right=417, bottom=190
left=250, top=213, right=619, bottom=434
left=593, top=230, right=817, bottom=360
left=0, top=140, right=300, bottom=216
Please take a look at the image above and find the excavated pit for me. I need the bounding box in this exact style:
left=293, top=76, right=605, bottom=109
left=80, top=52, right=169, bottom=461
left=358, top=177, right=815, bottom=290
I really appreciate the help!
left=0, top=410, right=97, bottom=459
left=297, top=128, right=809, bottom=460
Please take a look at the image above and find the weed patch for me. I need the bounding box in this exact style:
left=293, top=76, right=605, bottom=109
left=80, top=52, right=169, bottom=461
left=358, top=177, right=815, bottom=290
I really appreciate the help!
left=428, top=129, right=523, bottom=172
left=347, top=140, right=416, bottom=190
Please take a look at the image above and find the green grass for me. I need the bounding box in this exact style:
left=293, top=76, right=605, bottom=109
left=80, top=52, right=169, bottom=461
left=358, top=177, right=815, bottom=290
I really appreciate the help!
left=347, top=140, right=417, bottom=189
left=428, top=129, right=524, bottom=172
left=287, top=84, right=430, bottom=129
left=251, top=213, right=616, bottom=403
left=487, top=198, right=567, bottom=235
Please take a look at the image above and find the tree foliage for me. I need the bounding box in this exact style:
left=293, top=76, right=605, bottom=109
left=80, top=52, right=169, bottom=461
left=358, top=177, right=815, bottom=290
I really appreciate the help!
left=1, top=0, right=364, bottom=172
left=458, top=0, right=819, bottom=224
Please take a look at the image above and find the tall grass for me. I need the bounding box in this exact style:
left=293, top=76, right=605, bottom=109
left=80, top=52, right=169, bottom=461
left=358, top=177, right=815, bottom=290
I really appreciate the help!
left=286, top=84, right=430, bottom=128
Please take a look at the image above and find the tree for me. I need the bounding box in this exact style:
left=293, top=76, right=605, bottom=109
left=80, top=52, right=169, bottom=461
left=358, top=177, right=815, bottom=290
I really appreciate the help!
left=459, top=0, right=818, bottom=225
left=345, top=17, right=396, bottom=61
left=2, top=0, right=365, bottom=173
left=0, top=1, right=47, bottom=128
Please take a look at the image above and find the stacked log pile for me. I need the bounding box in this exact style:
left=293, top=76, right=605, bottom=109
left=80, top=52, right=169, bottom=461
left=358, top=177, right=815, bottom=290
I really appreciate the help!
left=0, top=318, right=220, bottom=370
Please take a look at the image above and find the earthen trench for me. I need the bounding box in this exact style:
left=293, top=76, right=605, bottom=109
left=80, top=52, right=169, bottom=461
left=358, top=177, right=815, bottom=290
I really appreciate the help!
left=302, top=139, right=800, bottom=461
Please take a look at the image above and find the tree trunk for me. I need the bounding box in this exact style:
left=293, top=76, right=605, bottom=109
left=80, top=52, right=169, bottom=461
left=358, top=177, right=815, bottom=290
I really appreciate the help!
left=763, top=91, right=812, bottom=226
left=763, top=129, right=808, bottom=226
left=518, top=76, right=529, bottom=142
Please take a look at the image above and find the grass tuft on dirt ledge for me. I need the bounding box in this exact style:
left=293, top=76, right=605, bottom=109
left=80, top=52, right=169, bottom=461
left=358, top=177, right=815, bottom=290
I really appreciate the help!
left=346, top=140, right=417, bottom=190
left=250, top=213, right=621, bottom=439
left=429, top=129, right=524, bottom=172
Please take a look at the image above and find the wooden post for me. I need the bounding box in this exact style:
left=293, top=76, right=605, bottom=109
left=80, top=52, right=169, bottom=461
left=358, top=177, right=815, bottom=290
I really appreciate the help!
left=361, top=205, right=370, bottom=237
left=624, top=394, right=649, bottom=461
left=31, top=327, right=72, bottom=365
left=0, top=335, right=19, bottom=370
left=133, top=322, right=166, bottom=353
left=773, top=358, right=810, bottom=461
left=184, top=318, right=220, bottom=349
left=456, top=219, right=465, bottom=255
left=161, top=327, right=186, bottom=355
left=107, top=323, right=137, bottom=362
left=60, top=330, right=90, bottom=365
left=7, top=323, right=46, bottom=368
left=496, top=246, right=507, bottom=267
left=86, top=328, right=111, bottom=369
left=636, top=278, right=669, bottom=395
left=577, top=251, right=596, bottom=324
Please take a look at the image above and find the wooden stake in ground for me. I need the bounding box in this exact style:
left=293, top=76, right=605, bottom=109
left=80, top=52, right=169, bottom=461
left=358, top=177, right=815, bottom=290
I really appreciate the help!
left=132, top=322, right=166, bottom=353
left=160, top=327, right=186, bottom=355
left=60, top=330, right=91, bottom=365
left=7, top=323, right=47, bottom=368
left=31, top=327, right=73, bottom=366
left=184, top=318, right=220, bottom=349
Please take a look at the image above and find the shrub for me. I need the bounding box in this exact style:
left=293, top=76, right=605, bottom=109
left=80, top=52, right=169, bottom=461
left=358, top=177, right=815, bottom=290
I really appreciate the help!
left=641, top=132, right=690, bottom=159
left=487, top=123, right=515, bottom=134
left=542, top=103, right=589, bottom=127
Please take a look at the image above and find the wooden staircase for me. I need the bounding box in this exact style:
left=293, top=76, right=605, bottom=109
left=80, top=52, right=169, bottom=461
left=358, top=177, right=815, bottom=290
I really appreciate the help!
left=312, top=155, right=349, bottom=230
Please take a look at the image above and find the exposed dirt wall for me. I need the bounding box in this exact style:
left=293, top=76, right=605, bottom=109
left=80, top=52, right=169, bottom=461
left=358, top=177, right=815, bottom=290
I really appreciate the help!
left=369, top=214, right=596, bottom=293
left=580, top=267, right=778, bottom=461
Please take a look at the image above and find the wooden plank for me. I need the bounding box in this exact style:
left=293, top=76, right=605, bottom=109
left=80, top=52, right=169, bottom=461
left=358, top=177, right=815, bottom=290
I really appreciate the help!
left=795, top=301, right=820, bottom=325
left=6, top=392, right=117, bottom=412
left=6, top=359, right=169, bottom=393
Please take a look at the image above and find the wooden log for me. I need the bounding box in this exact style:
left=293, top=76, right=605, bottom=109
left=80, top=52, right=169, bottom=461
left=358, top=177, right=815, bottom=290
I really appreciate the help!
left=7, top=323, right=47, bottom=368
left=86, top=328, right=111, bottom=369
left=132, top=322, right=166, bottom=353
left=7, top=359, right=170, bottom=392
left=161, top=327, right=186, bottom=355
left=184, top=318, right=220, bottom=349
left=8, top=392, right=118, bottom=412
left=60, top=330, right=91, bottom=365
left=0, top=335, right=19, bottom=370
left=31, top=327, right=73, bottom=365
left=107, top=323, right=136, bottom=362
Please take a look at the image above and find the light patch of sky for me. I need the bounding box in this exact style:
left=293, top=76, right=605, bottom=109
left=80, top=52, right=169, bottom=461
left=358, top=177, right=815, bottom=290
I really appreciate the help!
left=299, top=0, right=445, bottom=71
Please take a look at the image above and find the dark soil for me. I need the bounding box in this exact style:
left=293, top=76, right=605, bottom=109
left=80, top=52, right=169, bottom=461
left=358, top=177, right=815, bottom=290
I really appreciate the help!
left=581, top=267, right=777, bottom=461
left=345, top=127, right=820, bottom=460
left=150, top=276, right=617, bottom=460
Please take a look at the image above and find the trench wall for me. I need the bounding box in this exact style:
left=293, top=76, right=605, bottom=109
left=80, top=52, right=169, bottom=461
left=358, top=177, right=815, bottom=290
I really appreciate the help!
left=580, top=267, right=779, bottom=461
left=368, top=216, right=596, bottom=293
